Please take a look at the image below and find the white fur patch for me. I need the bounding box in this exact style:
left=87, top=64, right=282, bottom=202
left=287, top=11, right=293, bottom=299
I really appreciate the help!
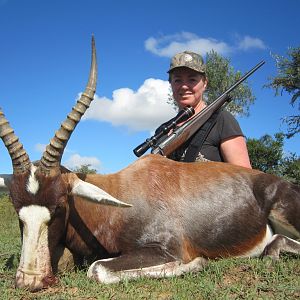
left=87, top=258, right=120, bottom=284
left=16, top=205, right=52, bottom=290
left=87, top=257, right=206, bottom=284
left=240, top=225, right=274, bottom=258
left=18, top=205, right=51, bottom=271
left=26, top=165, right=39, bottom=195
left=19, top=205, right=51, bottom=225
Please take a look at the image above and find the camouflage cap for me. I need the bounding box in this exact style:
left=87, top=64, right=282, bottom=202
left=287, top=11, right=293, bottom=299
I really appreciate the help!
left=167, top=51, right=206, bottom=74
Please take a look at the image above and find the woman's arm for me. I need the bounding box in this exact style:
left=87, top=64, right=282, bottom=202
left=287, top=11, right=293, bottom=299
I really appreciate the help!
left=220, top=136, right=252, bottom=169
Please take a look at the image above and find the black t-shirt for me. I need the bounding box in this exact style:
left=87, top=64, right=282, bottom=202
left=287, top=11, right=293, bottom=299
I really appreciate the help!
left=155, top=110, right=244, bottom=162
left=199, top=110, right=243, bottom=161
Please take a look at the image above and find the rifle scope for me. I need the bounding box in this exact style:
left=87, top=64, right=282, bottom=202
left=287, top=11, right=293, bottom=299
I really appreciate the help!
left=133, top=106, right=195, bottom=157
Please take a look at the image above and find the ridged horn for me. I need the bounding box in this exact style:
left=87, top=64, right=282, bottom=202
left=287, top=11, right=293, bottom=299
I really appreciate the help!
left=0, top=109, right=31, bottom=174
left=39, top=36, right=97, bottom=176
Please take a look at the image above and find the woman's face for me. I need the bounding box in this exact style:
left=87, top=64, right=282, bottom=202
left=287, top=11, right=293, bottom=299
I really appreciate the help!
left=170, top=67, right=207, bottom=109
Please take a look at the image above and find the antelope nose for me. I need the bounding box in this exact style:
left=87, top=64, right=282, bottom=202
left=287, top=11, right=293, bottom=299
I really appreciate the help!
left=15, top=271, right=58, bottom=291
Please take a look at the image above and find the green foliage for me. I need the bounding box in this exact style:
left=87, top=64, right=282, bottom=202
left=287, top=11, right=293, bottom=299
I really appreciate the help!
left=265, top=46, right=300, bottom=138
left=72, top=164, right=97, bottom=174
left=247, top=133, right=300, bottom=184
left=168, top=50, right=256, bottom=116
left=205, top=50, right=255, bottom=116
left=279, top=154, right=300, bottom=185
left=247, top=133, right=284, bottom=174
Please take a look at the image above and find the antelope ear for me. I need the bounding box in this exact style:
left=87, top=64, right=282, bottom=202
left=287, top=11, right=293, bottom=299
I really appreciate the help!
left=0, top=174, right=12, bottom=192
left=70, top=177, right=132, bottom=208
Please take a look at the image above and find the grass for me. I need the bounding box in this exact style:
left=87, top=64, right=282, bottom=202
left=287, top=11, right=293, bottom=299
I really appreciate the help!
left=1, top=194, right=299, bottom=299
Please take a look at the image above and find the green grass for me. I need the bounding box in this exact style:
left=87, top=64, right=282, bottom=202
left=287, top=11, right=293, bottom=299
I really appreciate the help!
left=1, top=195, right=299, bottom=299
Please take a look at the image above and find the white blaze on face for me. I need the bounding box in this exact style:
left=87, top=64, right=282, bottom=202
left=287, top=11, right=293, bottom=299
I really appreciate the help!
left=26, top=165, right=39, bottom=195
left=16, top=205, right=52, bottom=288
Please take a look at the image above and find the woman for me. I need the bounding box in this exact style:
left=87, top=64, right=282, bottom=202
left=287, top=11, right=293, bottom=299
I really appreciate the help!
left=163, top=51, right=252, bottom=168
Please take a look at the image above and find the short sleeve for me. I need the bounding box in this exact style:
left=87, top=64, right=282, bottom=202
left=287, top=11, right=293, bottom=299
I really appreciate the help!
left=200, top=110, right=245, bottom=161
left=217, top=110, right=244, bottom=142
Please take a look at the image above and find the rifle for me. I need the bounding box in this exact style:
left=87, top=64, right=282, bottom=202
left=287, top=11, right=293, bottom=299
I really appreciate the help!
left=133, top=60, right=265, bottom=158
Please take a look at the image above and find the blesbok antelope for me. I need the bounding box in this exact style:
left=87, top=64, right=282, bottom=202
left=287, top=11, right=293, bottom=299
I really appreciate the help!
left=1, top=37, right=300, bottom=292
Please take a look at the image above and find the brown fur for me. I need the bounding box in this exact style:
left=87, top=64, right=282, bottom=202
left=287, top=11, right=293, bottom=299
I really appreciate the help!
left=6, top=154, right=300, bottom=291
left=181, top=227, right=266, bottom=260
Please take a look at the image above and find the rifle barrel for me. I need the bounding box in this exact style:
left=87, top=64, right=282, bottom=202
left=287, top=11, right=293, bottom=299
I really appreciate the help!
left=218, top=60, right=265, bottom=98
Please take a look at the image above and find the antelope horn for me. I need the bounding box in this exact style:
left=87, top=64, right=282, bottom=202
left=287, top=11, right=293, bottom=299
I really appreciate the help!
left=39, top=36, right=97, bottom=176
left=0, top=109, right=31, bottom=174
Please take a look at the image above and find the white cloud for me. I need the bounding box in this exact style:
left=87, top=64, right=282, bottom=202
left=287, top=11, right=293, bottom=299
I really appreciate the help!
left=81, top=32, right=266, bottom=135
left=144, top=32, right=267, bottom=57
left=145, top=32, right=231, bottom=57
left=63, top=154, right=101, bottom=171
left=34, top=146, right=100, bottom=171
left=83, top=78, right=176, bottom=132
left=34, top=143, right=46, bottom=153
left=237, top=35, right=267, bottom=51
left=34, top=143, right=76, bottom=155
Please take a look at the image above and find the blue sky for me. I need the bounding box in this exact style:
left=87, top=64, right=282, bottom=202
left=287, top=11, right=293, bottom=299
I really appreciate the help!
left=0, top=0, right=299, bottom=174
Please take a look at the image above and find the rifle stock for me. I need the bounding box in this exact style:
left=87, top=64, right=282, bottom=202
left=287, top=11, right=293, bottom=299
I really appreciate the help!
left=151, top=94, right=229, bottom=156
left=134, top=60, right=265, bottom=157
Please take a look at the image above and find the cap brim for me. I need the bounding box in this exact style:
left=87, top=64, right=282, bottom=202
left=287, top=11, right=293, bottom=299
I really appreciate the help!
left=167, top=66, right=205, bottom=74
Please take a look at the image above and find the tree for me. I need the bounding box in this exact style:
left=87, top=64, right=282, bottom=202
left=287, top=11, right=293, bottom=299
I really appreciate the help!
left=247, top=133, right=284, bottom=174
left=280, top=154, right=300, bottom=184
left=168, top=50, right=256, bottom=116
left=247, top=133, right=300, bottom=184
left=265, top=46, right=300, bottom=138
left=72, top=164, right=97, bottom=174
left=205, top=51, right=255, bottom=116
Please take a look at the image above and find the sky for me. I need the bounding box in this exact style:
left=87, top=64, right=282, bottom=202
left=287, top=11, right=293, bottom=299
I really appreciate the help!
left=0, top=0, right=299, bottom=174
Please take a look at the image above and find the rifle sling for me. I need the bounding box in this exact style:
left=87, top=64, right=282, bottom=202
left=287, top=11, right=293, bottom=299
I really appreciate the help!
left=183, top=109, right=222, bottom=162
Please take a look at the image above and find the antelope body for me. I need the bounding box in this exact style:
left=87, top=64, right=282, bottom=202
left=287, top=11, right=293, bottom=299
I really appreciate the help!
left=1, top=38, right=300, bottom=291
